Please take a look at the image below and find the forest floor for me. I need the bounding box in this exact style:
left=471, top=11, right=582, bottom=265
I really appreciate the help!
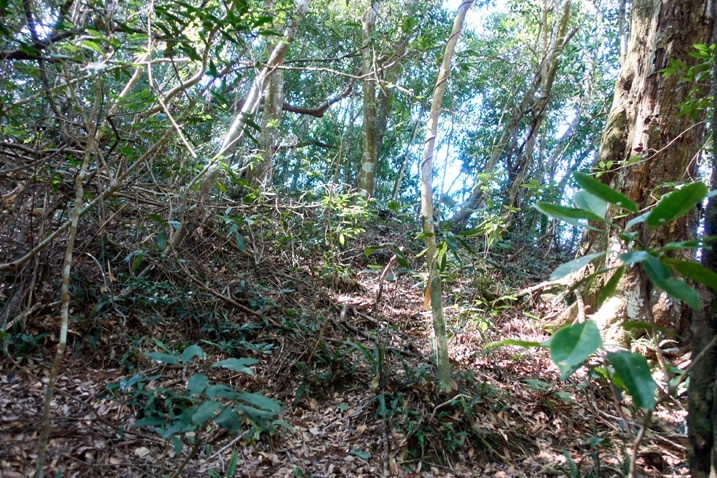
left=0, top=204, right=691, bottom=477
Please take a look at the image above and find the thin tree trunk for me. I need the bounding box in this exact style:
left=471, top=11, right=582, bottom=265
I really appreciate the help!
left=357, top=0, right=380, bottom=196
left=448, top=0, right=576, bottom=228
left=420, top=0, right=472, bottom=392
left=247, top=0, right=285, bottom=188
left=168, top=0, right=311, bottom=250
left=36, top=76, right=103, bottom=478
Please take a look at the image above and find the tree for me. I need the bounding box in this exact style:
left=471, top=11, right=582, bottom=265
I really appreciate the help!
left=575, top=0, right=713, bottom=343
left=357, top=0, right=381, bottom=197
left=421, top=0, right=473, bottom=392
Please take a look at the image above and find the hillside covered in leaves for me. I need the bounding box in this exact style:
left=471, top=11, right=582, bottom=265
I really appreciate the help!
left=1, top=0, right=716, bottom=476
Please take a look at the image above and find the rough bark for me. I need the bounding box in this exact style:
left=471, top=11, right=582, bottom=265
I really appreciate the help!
left=420, top=0, right=473, bottom=392
left=357, top=0, right=380, bottom=197
left=580, top=0, right=712, bottom=344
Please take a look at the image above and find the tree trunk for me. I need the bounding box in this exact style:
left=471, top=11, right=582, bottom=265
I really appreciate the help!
left=580, top=0, right=712, bottom=344
left=247, top=0, right=285, bottom=189
left=448, top=0, right=576, bottom=228
left=357, top=0, right=380, bottom=197
left=420, top=0, right=472, bottom=392
left=687, top=2, right=717, bottom=474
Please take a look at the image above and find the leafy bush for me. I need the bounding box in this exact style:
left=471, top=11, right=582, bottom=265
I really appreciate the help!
left=106, top=342, right=283, bottom=453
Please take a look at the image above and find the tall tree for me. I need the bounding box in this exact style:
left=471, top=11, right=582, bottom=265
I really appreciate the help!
left=578, top=0, right=712, bottom=343
left=448, top=0, right=578, bottom=227
left=421, top=0, right=473, bottom=392
left=247, top=0, right=287, bottom=188
left=357, top=0, right=381, bottom=196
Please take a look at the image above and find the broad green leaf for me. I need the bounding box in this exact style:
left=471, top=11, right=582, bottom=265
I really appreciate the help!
left=606, top=351, right=656, bottom=410
left=237, top=404, right=277, bottom=423
left=205, top=384, right=240, bottom=400
left=180, top=344, right=205, bottom=363
left=145, top=352, right=180, bottom=365
left=79, top=40, right=104, bottom=55
left=394, top=248, right=410, bottom=268
left=573, top=190, right=607, bottom=219
left=191, top=400, right=222, bottom=425
left=550, top=252, right=606, bottom=280
left=642, top=256, right=700, bottom=309
left=535, top=202, right=607, bottom=228
left=550, top=320, right=602, bottom=380
left=386, top=200, right=401, bottom=212
left=235, top=232, right=246, bottom=251
left=663, top=258, right=717, bottom=293
left=619, top=250, right=654, bottom=266
left=187, top=374, right=209, bottom=396
left=214, top=407, right=242, bottom=433
left=212, top=357, right=258, bottom=374
left=237, top=391, right=281, bottom=412
left=574, top=172, right=639, bottom=213
left=646, top=182, right=708, bottom=227
left=598, top=266, right=625, bottom=307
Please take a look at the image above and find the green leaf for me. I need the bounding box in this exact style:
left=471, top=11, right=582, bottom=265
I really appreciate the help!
left=235, top=232, right=245, bottom=251
left=606, top=351, right=656, bottom=410
left=214, top=407, right=242, bottom=433
left=646, top=182, right=708, bottom=227
left=663, top=258, right=717, bottom=293
left=598, top=266, right=625, bottom=307
left=133, top=416, right=166, bottom=428
left=191, top=400, right=223, bottom=425
left=535, top=202, right=607, bottom=228
left=212, top=357, right=258, bottom=375
left=573, top=190, right=607, bottom=219
left=79, top=40, right=104, bottom=54
left=625, top=212, right=649, bottom=231
left=574, top=172, right=639, bottom=212
left=350, top=449, right=371, bottom=460
left=145, top=352, right=180, bottom=365
left=619, top=250, right=653, bottom=266
left=237, top=391, right=281, bottom=413
left=550, top=320, right=602, bottom=380
left=181, top=344, right=206, bottom=363
left=386, top=200, right=401, bottom=212
left=549, top=252, right=606, bottom=280
left=205, top=384, right=240, bottom=400
left=642, top=256, right=700, bottom=309
left=187, top=374, right=209, bottom=396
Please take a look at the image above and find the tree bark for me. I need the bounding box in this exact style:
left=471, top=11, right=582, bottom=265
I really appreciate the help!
left=247, top=0, right=286, bottom=188
left=580, top=0, right=712, bottom=344
left=420, top=0, right=472, bottom=392
left=357, top=0, right=380, bottom=197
